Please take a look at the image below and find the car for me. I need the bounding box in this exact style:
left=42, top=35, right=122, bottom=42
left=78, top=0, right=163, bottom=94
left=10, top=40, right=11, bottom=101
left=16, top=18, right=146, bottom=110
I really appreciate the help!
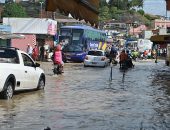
left=84, top=50, right=110, bottom=67
left=0, top=47, right=45, bottom=99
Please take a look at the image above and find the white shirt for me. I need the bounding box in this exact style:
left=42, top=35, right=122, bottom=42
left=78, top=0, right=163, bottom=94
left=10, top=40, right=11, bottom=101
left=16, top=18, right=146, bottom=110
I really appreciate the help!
left=27, top=46, right=33, bottom=55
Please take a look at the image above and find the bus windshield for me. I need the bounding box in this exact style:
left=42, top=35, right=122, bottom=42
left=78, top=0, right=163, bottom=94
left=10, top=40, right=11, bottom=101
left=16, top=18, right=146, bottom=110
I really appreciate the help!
left=63, top=44, right=83, bottom=52
left=61, top=29, right=84, bottom=52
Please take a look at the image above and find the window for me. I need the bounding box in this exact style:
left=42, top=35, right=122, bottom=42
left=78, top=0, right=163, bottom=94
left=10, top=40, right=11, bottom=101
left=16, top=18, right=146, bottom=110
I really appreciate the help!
left=88, top=51, right=103, bottom=56
left=22, top=53, right=34, bottom=67
left=60, top=29, right=71, bottom=36
left=0, top=48, right=19, bottom=64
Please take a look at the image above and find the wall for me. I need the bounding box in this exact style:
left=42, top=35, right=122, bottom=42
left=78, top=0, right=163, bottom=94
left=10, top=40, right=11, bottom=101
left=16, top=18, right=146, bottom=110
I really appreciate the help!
left=11, top=34, right=36, bottom=52
left=154, top=19, right=170, bottom=29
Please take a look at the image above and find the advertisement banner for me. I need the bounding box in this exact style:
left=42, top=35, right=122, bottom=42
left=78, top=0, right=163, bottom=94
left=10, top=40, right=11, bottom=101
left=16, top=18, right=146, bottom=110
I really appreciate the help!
left=3, top=18, right=57, bottom=35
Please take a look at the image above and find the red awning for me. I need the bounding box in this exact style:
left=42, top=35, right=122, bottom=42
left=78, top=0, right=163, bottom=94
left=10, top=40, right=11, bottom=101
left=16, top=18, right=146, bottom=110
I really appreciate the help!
left=45, top=0, right=99, bottom=27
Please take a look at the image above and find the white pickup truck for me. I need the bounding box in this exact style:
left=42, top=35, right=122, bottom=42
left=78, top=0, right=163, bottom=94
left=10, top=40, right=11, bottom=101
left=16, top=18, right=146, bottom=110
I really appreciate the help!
left=0, top=47, right=45, bottom=99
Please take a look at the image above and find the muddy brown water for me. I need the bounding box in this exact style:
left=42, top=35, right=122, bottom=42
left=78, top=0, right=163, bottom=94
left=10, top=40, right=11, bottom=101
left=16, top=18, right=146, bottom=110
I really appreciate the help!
left=0, top=60, right=170, bottom=130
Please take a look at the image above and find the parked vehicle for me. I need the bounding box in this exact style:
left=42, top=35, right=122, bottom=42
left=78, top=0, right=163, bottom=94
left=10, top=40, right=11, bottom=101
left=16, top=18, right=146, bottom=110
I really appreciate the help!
left=0, top=47, right=45, bottom=99
left=84, top=50, right=109, bottom=67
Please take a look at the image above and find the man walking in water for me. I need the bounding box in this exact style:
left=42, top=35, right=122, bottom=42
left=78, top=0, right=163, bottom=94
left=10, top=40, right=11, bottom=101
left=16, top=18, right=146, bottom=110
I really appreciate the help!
left=119, top=49, right=128, bottom=69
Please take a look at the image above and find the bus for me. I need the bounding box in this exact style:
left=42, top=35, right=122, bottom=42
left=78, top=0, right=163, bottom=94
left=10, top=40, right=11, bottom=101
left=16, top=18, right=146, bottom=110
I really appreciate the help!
left=58, top=24, right=107, bottom=62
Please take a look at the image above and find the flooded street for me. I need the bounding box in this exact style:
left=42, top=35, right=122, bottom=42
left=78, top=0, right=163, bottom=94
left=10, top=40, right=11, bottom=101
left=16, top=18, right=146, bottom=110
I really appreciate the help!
left=0, top=60, right=170, bottom=130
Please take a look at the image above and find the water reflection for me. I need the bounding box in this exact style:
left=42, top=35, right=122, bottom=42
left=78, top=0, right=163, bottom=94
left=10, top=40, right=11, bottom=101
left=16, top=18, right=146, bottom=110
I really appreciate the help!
left=0, top=61, right=170, bottom=130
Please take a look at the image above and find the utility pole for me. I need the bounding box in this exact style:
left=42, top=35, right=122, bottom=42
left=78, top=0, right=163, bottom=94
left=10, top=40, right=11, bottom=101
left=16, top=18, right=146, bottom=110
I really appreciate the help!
left=39, top=1, right=44, bottom=18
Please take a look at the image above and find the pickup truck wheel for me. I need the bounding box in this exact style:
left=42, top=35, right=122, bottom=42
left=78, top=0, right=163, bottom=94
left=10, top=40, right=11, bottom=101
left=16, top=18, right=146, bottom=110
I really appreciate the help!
left=2, top=82, right=14, bottom=99
left=37, top=77, right=45, bottom=90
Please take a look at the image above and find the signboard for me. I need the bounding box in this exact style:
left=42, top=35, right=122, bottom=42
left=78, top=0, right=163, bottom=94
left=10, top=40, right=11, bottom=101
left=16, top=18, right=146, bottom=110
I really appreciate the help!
left=137, top=39, right=153, bottom=52
left=3, top=18, right=57, bottom=35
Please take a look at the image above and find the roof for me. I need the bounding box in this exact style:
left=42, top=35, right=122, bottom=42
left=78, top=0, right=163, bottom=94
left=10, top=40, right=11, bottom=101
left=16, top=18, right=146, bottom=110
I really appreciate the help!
left=45, top=0, right=99, bottom=27
left=56, top=19, right=85, bottom=23
left=0, top=31, right=25, bottom=39
left=60, top=24, right=105, bottom=33
left=150, top=35, right=170, bottom=44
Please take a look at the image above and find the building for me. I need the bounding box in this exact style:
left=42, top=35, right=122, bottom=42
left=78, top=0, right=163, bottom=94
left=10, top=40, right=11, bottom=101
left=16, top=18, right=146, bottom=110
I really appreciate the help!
left=103, top=22, right=127, bottom=30
left=129, top=25, right=148, bottom=37
left=154, top=19, right=170, bottom=33
left=3, top=17, right=57, bottom=53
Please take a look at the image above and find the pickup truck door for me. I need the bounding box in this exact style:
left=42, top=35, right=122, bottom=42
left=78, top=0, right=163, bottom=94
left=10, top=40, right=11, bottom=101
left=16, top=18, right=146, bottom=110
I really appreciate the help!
left=21, top=53, right=39, bottom=89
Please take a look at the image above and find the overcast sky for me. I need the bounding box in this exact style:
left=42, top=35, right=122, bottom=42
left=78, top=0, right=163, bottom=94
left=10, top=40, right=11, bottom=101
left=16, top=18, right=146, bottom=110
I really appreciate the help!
left=143, top=0, right=170, bottom=17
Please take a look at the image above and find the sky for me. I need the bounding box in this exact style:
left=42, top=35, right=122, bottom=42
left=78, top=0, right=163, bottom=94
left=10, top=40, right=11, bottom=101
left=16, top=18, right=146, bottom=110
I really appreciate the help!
left=143, top=0, right=170, bottom=17
left=0, top=0, right=169, bottom=17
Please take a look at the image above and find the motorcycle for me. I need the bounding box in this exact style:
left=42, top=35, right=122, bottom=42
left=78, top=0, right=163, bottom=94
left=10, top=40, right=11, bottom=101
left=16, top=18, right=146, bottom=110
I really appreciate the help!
left=51, top=54, right=64, bottom=75
left=120, top=58, right=134, bottom=70
left=53, top=63, right=63, bottom=75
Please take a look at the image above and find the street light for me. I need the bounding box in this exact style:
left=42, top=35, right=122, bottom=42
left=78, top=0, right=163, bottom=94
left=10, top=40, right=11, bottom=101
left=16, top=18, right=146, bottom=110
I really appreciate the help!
left=39, top=1, right=44, bottom=18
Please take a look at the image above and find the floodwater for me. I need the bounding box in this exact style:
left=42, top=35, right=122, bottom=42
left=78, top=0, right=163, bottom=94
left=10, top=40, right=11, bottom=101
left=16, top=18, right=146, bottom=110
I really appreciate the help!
left=0, top=60, right=170, bottom=130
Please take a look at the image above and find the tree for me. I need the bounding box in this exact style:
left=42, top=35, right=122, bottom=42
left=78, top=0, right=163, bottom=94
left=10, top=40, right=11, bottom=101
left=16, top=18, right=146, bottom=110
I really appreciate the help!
left=129, top=0, right=143, bottom=8
left=99, top=6, right=111, bottom=22
left=2, top=3, right=27, bottom=17
left=108, top=0, right=143, bottom=9
left=137, top=9, right=145, bottom=16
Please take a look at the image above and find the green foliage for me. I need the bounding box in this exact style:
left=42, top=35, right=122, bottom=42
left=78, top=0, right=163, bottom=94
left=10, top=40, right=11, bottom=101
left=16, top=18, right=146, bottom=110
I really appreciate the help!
left=108, top=0, right=143, bottom=9
left=129, top=0, right=143, bottom=8
left=99, top=6, right=111, bottom=22
left=144, top=14, right=153, bottom=20
left=39, top=0, right=45, bottom=2
left=137, top=9, right=145, bottom=16
left=100, top=0, right=108, bottom=6
left=128, top=9, right=136, bottom=15
left=2, top=3, right=27, bottom=17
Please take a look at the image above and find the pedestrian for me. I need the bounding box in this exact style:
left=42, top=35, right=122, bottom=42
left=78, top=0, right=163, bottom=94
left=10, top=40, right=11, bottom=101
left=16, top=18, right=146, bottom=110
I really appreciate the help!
left=32, top=44, right=39, bottom=61
left=126, top=50, right=134, bottom=68
left=52, top=42, right=64, bottom=73
left=27, top=44, right=33, bottom=57
left=119, top=49, right=128, bottom=69
left=40, top=45, right=45, bottom=61
left=109, top=45, right=118, bottom=64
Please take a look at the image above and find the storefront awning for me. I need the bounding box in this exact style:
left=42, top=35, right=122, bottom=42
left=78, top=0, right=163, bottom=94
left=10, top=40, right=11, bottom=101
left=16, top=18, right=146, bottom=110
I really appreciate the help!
left=150, top=35, right=170, bottom=44
left=0, top=32, right=25, bottom=39
left=45, top=0, right=99, bottom=27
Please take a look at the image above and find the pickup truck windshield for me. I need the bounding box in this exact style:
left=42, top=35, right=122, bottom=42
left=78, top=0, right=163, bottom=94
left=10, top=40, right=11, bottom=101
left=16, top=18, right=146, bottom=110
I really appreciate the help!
left=0, top=48, right=19, bottom=64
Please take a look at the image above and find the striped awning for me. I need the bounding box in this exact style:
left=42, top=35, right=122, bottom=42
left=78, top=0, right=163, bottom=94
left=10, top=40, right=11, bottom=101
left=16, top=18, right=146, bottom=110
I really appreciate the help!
left=45, top=0, right=99, bottom=27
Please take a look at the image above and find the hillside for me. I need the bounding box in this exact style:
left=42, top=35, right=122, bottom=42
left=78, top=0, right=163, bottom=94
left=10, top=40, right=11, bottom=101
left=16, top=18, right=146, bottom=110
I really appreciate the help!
left=20, top=1, right=159, bottom=28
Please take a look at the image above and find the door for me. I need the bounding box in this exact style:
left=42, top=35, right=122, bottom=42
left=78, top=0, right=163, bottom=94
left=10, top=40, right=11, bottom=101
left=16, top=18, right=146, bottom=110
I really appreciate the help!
left=21, top=53, right=39, bottom=89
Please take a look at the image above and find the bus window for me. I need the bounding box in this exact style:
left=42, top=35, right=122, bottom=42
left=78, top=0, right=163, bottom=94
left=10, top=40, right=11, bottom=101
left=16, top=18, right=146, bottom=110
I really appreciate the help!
left=60, top=29, right=71, bottom=36
left=72, top=29, right=83, bottom=44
